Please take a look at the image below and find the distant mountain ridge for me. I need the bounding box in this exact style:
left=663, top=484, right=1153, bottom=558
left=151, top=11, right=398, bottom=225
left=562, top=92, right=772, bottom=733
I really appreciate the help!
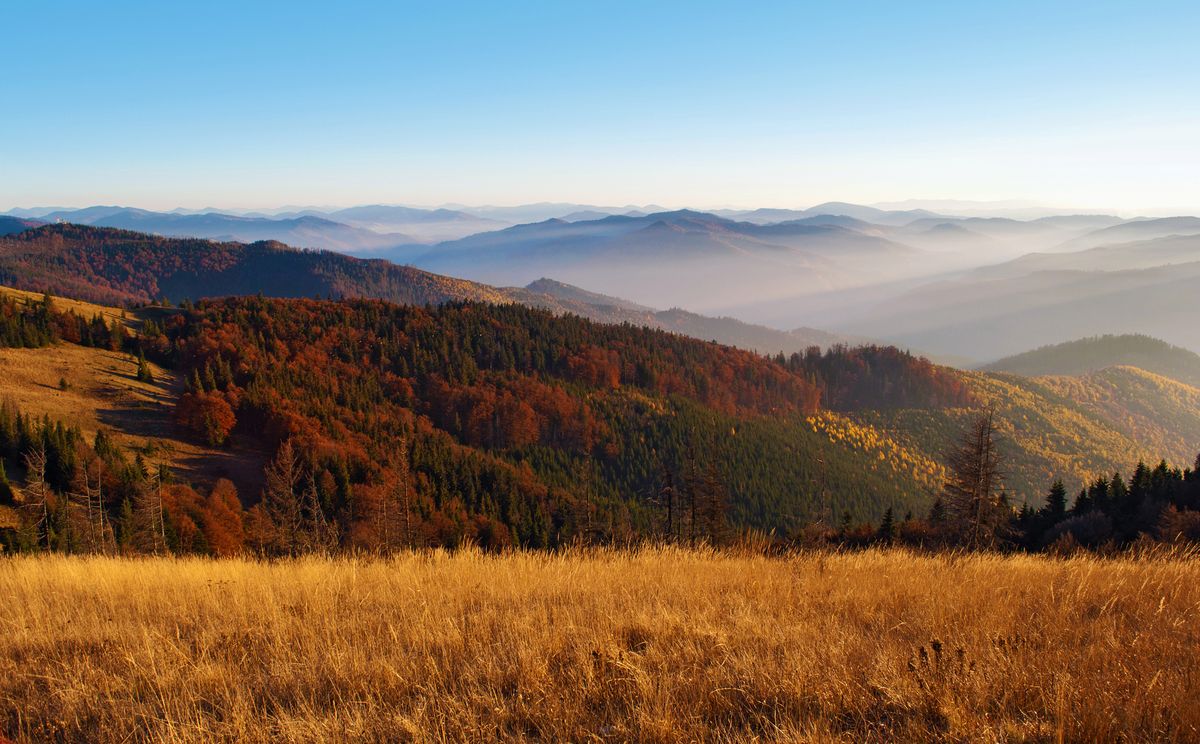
left=983, top=334, right=1200, bottom=388
left=1056, top=216, right=1200, bottom=252
left=401, top=208, right=922, bottom=312
left=38, top=207, right=412, bottom=253
left=0, top=216, right=42, bottom=236
left=0, top=224, right=860, bottom=357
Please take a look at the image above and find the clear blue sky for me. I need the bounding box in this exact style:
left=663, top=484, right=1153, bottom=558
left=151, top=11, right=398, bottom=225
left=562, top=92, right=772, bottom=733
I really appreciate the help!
left=4, top=1, right=1199, bottom=212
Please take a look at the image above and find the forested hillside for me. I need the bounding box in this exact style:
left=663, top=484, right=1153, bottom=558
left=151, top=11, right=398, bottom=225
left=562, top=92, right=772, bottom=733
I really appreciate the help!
left=152, top=298, right=972, bottom=546
left=983, top=334, right=1200, bottom=387
left=0, top=289, right=974, bottom=553
left=0, top=224, right=515, bottom=308
left=3, top=284, right=1200, bottom=555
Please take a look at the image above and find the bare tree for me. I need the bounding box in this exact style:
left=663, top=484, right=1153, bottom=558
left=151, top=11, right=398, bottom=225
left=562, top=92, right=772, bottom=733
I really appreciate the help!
left=133, top=461, right=168, bottom=554
left=695, top=461, right=730, bottom=545
left=298, top=474, right=338, bottom=554
left=942, top=406, right=1010, bottom=549
left=575, top=459, right=597, bottom=545
left=263, top=440, right=304, bottom=555
left=69, top=453, right=113, bottom=554
left=20, top=441, right=52, bottom=550
left=657, top=462, right=678, bottom=542
left=377, top=436, right=413, bottom=552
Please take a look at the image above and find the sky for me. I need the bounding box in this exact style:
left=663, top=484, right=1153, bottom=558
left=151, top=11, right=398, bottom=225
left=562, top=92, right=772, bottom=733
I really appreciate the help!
left=4, top=0, right=1200, bottom=213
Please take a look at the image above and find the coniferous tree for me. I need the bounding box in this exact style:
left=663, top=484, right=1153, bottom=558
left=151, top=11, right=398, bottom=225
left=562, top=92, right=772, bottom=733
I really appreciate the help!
left=877, top=507, right=896, bottom=544
left=135, top=350, right=154, bottom=383
left=1045, top=480, right=1068, bottom=523
left=0, top=460, right=12, bottom=505
left=928, top=497, right=947, bottom=525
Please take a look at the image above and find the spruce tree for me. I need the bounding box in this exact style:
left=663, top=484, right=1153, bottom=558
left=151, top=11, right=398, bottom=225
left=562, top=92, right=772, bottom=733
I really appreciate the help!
left=1045, top=480, right=1068, bottom=523
left=928, top=497, right=946, bottom=525
left=877, top=507, right=896, bottom=544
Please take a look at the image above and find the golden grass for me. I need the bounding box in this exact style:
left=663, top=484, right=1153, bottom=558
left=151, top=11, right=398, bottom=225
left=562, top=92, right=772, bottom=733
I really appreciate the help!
left=0, top=343, right=261, bottom=488
left=0, top=344, right=172, bottom=433
left=0, top=286, right=133, bottom=332
left=2, top=549, right=1197, bottom=743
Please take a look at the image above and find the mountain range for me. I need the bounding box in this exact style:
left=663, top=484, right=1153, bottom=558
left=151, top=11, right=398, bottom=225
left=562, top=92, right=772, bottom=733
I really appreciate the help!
left=7, top=202, right=1200, bottom=363
left=3, top=219, right=1200, bottom=536
left=393, top=209, right=922, bottom=312
left=0, top=224, right=860, bottom=357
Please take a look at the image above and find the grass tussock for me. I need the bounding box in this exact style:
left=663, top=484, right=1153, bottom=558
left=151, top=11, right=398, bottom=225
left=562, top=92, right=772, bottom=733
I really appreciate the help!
left=1, top=547, right=1198, bottom=742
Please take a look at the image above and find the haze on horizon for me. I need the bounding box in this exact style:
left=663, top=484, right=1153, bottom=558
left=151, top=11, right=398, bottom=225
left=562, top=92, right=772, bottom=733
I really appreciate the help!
left=4, top=1, right=1200, bottom=213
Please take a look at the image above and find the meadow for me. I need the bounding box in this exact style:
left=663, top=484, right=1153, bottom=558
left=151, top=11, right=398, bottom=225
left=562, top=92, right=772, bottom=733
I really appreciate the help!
left=1, top=547, right=1197, bottom=742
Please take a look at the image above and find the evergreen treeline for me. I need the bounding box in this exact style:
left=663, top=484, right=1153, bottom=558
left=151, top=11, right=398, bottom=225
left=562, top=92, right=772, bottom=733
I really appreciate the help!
left=0, top=291, right=135, bottom=352
left=0, top=399, right=224, bottom=555
left=830, top=408, right=1200, bottom=553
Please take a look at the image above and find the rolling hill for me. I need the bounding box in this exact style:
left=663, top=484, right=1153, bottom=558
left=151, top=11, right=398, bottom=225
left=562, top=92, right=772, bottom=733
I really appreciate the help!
left=0, top=223, right=862, bottom=357
left=401, top=209, right=922, bottom=311
left=983, top=334, right=1200, bottom=387
left=1055, top=216, right=1200, bottom=251
left=0, top=216, right=41, bottom=236
left=1, top=273, right=1198, bottom=567
left=975, top=234, right=1200, bottom=279
left=39, top=207, right=411, bottom=253
left=263, top=204, right=508, bottom=243
left=0, top=286, right=978, bottom=546
left=4, top=224, right=1200, bottom=533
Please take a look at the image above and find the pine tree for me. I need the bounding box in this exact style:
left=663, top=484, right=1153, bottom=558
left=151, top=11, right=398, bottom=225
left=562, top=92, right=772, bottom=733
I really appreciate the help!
left=0, top=460, right=12, bottom=505
left=838, top=510, right=852, bottom=533
left=928, top=497, right=947, bottom=525
left=1045, top=479, right=1068, bottom=523
left=877, top=507, right=896, bottom=544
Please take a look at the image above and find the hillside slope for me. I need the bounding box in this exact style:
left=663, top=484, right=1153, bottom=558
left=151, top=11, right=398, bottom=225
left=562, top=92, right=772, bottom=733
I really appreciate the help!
left=2, top=282, right=1199, bottom=548
left=983, top=334, right=1200, bottom=387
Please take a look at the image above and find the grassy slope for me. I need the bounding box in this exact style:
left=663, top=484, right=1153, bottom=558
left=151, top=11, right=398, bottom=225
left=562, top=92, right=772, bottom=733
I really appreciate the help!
left=1, top=549, right=1196, bottom=742
left=0, top=288, right=264, bottom=490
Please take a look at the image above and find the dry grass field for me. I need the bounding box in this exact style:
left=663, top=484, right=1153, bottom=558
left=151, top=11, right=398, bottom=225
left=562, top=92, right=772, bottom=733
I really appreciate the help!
left=0, top=286, right=134, bottom=333
left=0, top=343, right=261, bottom=490
left=1, top=548, right=1198, bottom=743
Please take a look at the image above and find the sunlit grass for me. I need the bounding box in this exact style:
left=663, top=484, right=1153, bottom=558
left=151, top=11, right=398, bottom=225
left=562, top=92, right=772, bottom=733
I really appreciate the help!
left=2, top=547, right=1197, bottom=742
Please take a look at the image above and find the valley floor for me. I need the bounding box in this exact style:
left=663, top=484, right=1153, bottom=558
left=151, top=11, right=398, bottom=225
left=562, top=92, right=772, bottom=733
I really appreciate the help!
left=2, top=548, right=1198, bottom=742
